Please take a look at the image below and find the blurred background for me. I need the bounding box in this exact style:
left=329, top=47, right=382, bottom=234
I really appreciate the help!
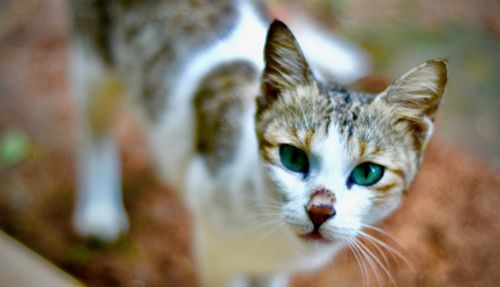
left=0, top=0, right=499, bottom=286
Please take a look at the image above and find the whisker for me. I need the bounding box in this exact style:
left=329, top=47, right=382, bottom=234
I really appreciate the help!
left=347, top=239, right=369, bottom=287
left=359, top=230, right=413, bottom=270
left=238, top=212, right=281, bottom=222
left=359, top=234, right=391, bottom=269
left=353, top=238, right=383, bottom=287
left=359, top=231, right=398, bottom=268
left=360, top=224, right=413, bottom=269
left=357, top=236, right=397, bottom=286
left=256, top=223, right=284, bottom=244
left=243, top=202, right=281, bottom=210
left=359, top=224, right=401, bottom=245
left=239, top=217, right=283, bottom=232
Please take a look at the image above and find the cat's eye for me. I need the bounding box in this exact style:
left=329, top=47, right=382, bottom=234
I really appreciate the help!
left=349, top=162, right=384, bottom=186
left=279, top=144, right=309, bottom=175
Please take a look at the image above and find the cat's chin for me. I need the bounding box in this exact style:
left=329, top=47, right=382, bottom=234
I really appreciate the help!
left=298, top=230, right=334, bottom=244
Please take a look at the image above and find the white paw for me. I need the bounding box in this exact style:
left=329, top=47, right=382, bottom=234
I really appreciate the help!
left=73, top=202, right=129, bottom=242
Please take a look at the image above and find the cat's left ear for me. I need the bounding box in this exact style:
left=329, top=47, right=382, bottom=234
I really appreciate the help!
left=259, top=20, right=315, bottom=111
left=375, top=60, right=448, bottom=148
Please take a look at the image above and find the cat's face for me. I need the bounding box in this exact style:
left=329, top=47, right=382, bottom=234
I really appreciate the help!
left=256, top=21, right=447, bottom=246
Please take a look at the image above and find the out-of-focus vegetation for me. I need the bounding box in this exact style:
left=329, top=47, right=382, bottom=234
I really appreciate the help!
left=0, top=129, right=30, bottom=169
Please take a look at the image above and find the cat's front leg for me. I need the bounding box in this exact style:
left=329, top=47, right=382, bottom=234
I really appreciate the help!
left=70, top=43, right=128, bottom=242
left=73, top=131, right=128, bottom=242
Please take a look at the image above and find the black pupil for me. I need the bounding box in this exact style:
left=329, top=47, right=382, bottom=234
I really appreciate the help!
left=280, top=145, right=309, bottom=175
left=290, top=150, right=302, bottom=165
left=360, top=164, right=371, bottom=177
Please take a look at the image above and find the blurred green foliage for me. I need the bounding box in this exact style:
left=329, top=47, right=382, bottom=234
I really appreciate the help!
left=0, top=129, right=30, bottom=168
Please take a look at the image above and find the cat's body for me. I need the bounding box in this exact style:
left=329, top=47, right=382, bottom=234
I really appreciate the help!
left=69, top=1, right=446, bottom=286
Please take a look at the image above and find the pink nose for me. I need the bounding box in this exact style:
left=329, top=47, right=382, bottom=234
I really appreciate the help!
left=306, top=187, right=336, bottom=229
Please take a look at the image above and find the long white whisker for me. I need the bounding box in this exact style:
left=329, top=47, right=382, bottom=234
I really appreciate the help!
left=359, top=230, right=413, bottom=270
left=240, top=218, right=283, bottom=232
left=360, top=224, right=413, bottom=270
left=358, top=236, right=397, bottom=286
left=243, top=202, right=281, bottom=211
left=360, top=232, right=398, bottom=269
left=250, top=218, right=282, bottom=228
left=359, top=233, right=391, bottom=268
left=256, top=223, right=284, bottom=244
left=238, top=212, right=279, bottom=223
left=353, top=238, right=383, bottom=287
left=360, top=224, right=401, bottom=245
left=347, top=239, right=369, bottom=287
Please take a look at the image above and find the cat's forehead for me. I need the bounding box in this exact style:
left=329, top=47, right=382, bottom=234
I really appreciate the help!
left=323, top=86, right=375, bottom=120
left=258, top=84, right=378, bottom=141
left=324, top=87, right=379, bottom=142
left=258, top=84, right=382, bottom=148
left=285, top=86, right=405, bottom=153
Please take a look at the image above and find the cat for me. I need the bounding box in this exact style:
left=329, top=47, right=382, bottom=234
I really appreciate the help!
left=69, top=0, right=447, bottom=286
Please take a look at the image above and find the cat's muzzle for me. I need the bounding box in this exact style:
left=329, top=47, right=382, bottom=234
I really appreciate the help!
left=300, top=187, right=336, bottom=242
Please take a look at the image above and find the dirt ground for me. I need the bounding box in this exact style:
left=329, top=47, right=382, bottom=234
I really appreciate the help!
left=0, top=1, right=499, bottom=286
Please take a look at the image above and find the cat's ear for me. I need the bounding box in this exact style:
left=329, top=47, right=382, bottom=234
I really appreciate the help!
left=376, top=60, right=448, bottom=148
left=259, top=20, right=315, bottom=110
left=378, top=59, right=447, bottom=121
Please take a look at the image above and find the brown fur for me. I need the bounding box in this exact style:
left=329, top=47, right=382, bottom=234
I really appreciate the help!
left=70, top=0, right=238, bottom=120
left=194, top=60, right=258, bottom=172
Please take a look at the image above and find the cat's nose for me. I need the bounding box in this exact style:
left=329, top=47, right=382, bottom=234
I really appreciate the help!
left=306, top=187, right=336, bottom=229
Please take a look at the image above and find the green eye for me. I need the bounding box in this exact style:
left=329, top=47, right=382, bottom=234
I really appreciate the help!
left=279, top=144, right=309, bottom=175
left=349, top=162, right=385, bottom=186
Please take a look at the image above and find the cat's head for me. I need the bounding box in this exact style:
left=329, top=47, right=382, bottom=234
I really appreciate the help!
left=256, top=21, right=447, bottom=246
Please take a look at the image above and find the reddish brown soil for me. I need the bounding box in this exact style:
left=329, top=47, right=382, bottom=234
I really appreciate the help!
left=0, top=1, right=499, bottom=286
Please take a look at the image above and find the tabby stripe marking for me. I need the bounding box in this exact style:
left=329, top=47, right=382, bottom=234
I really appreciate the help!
left=358, top=140, right=366, bottom=157
left=375, top=182, right=397, bottom=193
left=387, top=167, right=407, bottom=188
left=304, top=129, right=315, bottom=150
left=369, top=146, right=383, bottom=157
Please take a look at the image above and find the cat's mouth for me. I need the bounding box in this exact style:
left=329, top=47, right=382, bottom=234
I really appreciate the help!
left=298, top=230, right=331, bottom=243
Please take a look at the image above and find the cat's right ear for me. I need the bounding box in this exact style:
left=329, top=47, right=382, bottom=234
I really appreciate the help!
left=374, top=59, right=448, bottom=150
left=377, top=60, right=447, bottom=122
left=259, top=20, right=314, bottom=111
